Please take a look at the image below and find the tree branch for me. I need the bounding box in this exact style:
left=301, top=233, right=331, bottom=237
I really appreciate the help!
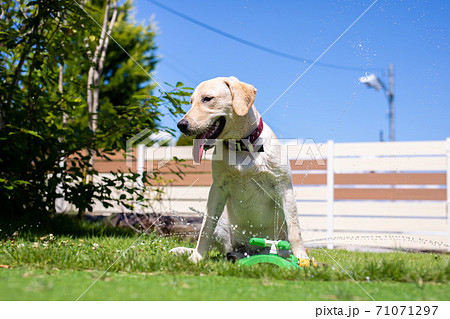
left=92, top=0, right=112, bottom=66
left=98, top=0, right=118, bottom=77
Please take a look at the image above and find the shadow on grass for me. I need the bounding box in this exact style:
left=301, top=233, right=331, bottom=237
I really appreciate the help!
left=0, top=212, right=136, bottom=239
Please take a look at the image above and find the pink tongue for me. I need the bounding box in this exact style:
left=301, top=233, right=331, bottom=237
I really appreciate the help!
left=193, top=132, right=207, bottom=164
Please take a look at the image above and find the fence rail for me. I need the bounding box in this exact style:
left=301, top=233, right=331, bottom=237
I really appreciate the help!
left=90, top=138, right=450, bottom=252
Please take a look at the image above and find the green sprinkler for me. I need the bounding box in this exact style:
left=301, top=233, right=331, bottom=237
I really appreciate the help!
left=237, top=238, right=302, bottom=269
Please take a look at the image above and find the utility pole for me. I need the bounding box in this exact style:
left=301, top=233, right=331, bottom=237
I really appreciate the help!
left=388, top=64, right=395, bottom=141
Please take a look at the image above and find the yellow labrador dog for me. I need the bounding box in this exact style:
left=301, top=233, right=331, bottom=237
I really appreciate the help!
left=170, top=76, right=312, bottom=265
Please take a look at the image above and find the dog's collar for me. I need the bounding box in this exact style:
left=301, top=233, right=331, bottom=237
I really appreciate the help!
left=225, top=117, right=264, bottom=152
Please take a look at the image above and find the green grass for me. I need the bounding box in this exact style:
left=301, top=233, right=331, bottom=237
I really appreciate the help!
left=1, top=268, right=448, bottom=301
left=0, top=217, right=449, bottom=300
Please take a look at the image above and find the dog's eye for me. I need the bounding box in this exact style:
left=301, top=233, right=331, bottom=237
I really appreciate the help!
left=202, top=96, right=214, bottom=103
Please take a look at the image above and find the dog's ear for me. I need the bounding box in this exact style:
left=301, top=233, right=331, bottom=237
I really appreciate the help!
left=224, top=76, right=257, bottom=116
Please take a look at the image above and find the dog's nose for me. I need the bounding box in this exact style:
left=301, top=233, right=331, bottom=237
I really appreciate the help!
left=177, top=119, right=189, bottom=133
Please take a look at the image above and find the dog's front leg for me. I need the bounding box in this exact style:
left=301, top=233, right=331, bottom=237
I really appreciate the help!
left=189, top=183, right=227, bottom=262
left=281, top=184, right=309, bottom=260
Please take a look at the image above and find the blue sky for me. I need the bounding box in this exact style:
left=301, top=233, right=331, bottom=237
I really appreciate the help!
left=132, top=0, right=449, bottom=143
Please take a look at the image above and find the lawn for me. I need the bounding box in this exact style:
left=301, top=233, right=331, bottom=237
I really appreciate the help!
left=0, top=217, right=449, bottom=301
left=2, top=268, right=448, bottom=301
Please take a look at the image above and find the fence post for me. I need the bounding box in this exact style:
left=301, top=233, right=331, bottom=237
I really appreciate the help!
left=136, top=144, right=146, bottom=212
left=55, top=154, right=66, bottom=213
left=327, top=140, right=335, bottom=249
left=446, top=137, right=450, bottom=252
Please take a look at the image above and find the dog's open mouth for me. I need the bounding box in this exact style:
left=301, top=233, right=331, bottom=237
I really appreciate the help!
left=193, top=116, right=226, bottom=163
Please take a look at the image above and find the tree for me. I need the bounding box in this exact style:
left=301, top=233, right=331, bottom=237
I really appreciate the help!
left=176, top=134, right=195, bottom=146
left=0, top=0, right=191, bottom=222
left=85, top=0, right=118, bottom=148
left=64, top=0, right=161, bottom=149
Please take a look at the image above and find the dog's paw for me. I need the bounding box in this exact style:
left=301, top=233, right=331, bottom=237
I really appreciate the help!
left=188, top=250, right=203, bottom=263
left=169, top=247, right=194, bottom=256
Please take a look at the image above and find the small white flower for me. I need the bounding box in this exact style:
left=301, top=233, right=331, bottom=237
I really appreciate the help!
left=93, top=243, right=99, bottom=247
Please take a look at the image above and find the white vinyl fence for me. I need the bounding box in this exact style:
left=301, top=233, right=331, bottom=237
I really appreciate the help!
left=90, top=138, right=450, bottom=252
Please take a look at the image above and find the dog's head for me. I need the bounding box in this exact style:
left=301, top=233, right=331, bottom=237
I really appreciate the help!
left=177, top=76, right=257, bottom=162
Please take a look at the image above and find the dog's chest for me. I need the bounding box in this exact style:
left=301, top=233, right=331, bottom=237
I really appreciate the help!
left=218, top=167, right=284, bottom=238
left=218, top=167, right=278, bottom=203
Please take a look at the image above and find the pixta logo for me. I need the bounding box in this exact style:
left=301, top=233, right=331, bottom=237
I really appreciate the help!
left=126, top=129, right=172, bottom=173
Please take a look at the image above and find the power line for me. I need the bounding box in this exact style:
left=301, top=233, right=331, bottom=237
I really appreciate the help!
left=147, top=0, right=384, bottom=72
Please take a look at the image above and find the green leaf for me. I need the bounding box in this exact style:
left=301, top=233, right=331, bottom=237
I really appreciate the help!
left=8, top=127, right=44, bottom=140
